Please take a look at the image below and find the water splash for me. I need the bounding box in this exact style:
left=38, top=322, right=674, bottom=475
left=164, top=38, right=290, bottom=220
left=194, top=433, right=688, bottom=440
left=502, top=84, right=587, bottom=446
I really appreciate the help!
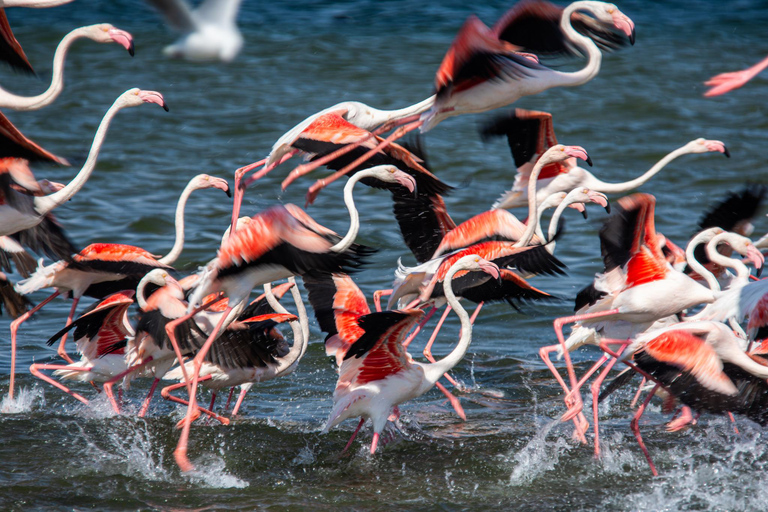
left=0, top=386, right=45, bottom=414
left=186, top=455, right=249, bottom=489
left=507, top=419, right=576, bottom=485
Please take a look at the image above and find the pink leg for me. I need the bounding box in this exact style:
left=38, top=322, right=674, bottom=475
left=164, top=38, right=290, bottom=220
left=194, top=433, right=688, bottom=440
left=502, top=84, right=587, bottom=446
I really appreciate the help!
left=304, top=120, right=423, bottom=206
left=230, top=387, right=249, bottom=417
left=422, top=306, right=462, bottom=388
left=402, top=306, right=436, bottom=348
left=435, top=380, right=466, bottom=420
left=538, top=343, right=590, bottom=443
left=588, top=347, right=628, bottom=458
left=373, top=289, right=392, bottom=313
left=137, top=378, right=160, bottom=418
left=727, top=411, right=739, bottom=435
left=28, top=363, right=91, bottom=404
left=56, top=296, right=80, bottom=364
left=208, top=391, right=218, bottom=413
left=160, top=377, right=230, bottom=425
left=224, top=386, right=236, bottom=412
left=704, top=54, right=768, bottom=97
left=560, top=354, right=609, bottom=422
left=341, top=417, right=365, bottom=454
left=102, top=356, right=158, bottom=414
left=175, top=306, right=234, bottom=472
left=666, top=406, right=694, bottom=432
left=370, top=431, right=380, bottom=454
left=468, top=302, right=483, bottom=325
left=630, top=383, right=660, bottom=477
left=630, top=377, right=646, bottom=408
left=9, top=291, right=60, bottom=401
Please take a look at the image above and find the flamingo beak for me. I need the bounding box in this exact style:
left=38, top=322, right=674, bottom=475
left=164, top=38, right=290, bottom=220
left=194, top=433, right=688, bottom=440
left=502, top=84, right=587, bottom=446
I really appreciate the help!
left=568, top=202, right=587, bottom=219
left=612, top=11, right=635, bottom=45
left=588, top=191, right=610, bottom=213
left=210, top=177, right=231, bottom=197
left=747, top=245, right=765, bottom=277
left=108, top=28, right=134, bottom=56
left=704, top=140, right=729, bottom=157
left=138, top=90, right=169, bottom=111
left=479, top=259, right=501, bottom=282
left=396, top=172, right=417, bottom=196
left=565, top=146, right=592, bottom=166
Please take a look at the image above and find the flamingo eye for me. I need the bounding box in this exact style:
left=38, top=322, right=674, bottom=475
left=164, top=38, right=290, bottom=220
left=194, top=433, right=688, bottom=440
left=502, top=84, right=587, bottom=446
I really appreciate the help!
left=607, top=7, right=615, bottom=14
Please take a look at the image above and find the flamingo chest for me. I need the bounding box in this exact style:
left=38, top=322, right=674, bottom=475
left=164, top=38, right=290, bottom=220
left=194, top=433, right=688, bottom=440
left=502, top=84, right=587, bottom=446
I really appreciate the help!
left=614, top=274, right=715, bottom=322
left=0, top=204, right=40, bottom=236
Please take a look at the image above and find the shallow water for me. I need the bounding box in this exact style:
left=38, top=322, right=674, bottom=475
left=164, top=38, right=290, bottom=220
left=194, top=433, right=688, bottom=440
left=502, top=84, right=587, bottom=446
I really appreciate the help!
left=2, top=0, right=768, bottom=510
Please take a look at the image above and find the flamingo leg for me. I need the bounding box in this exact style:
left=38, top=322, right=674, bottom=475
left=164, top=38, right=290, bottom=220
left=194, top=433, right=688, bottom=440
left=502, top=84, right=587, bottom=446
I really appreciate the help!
left=230, top=387, right=249, bottom=417
left=538, top=343, right=590, bottom=443
left=630, top=377, right=647, bottom=408
left=175, top=306, right=233, bottom=472
left=402, top=306, right=436, bottom=348
left=370, top=431, right=380, bottom=454
left=56, top=296, right=80, bottom=364
left=102, top=356, right=156, bottom=414
left=630, top=383, right=660, bottom=477
left=666, top=406, right=695, bottom=432
left=9, top=291, right=60, bottom=401
left=560, top=354, right=609, bottom=422
left=588, top=346, right=628, bottom=459
left=304, top=120, right=423, bottom=206
left=160, top=377, right=230, bottom=425
left=28, top=363, right=91, bottom=404
left=208, top=391, right=217, bottom=413
left=422, top=306, right=462, bottom=389
left=727, top=411, right=739, bottom=435
left=341, top=417, right=365, bottom=455
left=373, top=289, right=392, bottom=313
left=137, top=377, right=161, bottom=418
left=224, top=386, right=236, bottom=412
left=435, top=380, right=466, bottom=421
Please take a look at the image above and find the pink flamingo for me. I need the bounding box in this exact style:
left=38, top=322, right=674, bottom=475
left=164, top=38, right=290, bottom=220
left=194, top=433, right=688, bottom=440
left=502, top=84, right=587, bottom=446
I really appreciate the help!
left=483, top=109, right=729, bottom=210
left=0, top=23, right=133, bottom=110
left=704, top=54, right=768, bottom=97
left=324, top=255, right=499, bottom=454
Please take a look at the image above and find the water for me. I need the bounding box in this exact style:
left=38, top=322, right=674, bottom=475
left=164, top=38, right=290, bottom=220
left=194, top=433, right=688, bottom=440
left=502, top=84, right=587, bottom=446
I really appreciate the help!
left=1, top=0, right=767, bottom=509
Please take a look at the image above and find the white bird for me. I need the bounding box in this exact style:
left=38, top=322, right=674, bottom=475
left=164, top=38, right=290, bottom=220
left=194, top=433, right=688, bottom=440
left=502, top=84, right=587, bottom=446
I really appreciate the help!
left=146, top=0, right=244, bottom=62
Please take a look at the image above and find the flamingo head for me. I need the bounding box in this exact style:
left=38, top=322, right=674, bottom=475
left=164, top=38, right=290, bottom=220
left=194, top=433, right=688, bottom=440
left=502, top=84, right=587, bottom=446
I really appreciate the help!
left=142, top=269, right=170, bottom=288
left=567, top=188, right=610, bottom=215
left=190, top=174, right=231, bottom=197
left=685, top=138, right=730, bottom=158
left=577, top=3, right=635, bottom=45
left=363, top=165, right=417, bottom=194
left=120, top=89, right=170, bottom=112
left=542, top=145, right=592, bottom=167
left=455, top=255, right=501, bottom=282
left=87, top=24, right=135, bottom=56
left=715, top=233, right=765, bottom=277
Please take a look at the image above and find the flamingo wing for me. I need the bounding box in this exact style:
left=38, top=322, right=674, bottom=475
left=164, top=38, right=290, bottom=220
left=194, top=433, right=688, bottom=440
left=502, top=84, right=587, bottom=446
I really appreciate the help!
left=0, top=113, right=68, bottom=164
left=205, top=314, right=295, bottom=370
left=480, top=108, right=559, bottom=168
left=10, top=213, right=78, bottom=262
left=451, top=268, right=557, bottom=306
left=0, top=9, right=33, bottom=74
left=435, top=241, right=565, bottom=281
left=46, top=290, right=136, bottom=359
left=599, top=193, right=659, bottom=273
left=698, top=185, right=766, bottom=236
left=432, top=209, right=528, bottom=259
left=0, top=235, right=35, bottom=277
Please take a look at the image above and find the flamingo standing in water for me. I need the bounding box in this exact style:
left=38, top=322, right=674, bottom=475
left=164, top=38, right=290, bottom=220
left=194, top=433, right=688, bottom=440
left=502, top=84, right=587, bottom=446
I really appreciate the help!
left=481, top=109, right=730, bottom=210
left=0, top=24, right=134, bottom=110
left=302, top=0, right=634, bottom=199
left=323, top=255, right=499, bottom=454
left=704, top=54, right=768, bottom=97
left=8, top=171, right=224, bottom=402
left=168, top=204, right=372, bottom=471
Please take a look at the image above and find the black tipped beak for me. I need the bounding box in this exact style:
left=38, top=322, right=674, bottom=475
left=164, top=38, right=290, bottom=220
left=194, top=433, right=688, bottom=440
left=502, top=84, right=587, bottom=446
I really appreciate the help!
left=604, top=202, right=611, bottom=214
left=629, top=30, right=635, bottom=46
left=225, top=188, right=232, bottom=198
left=128, top=41, right=135, bottom=57
left=723, top=147, right=730, bottom=158
left=162, top=103, right=169, bottom=112
left=758, top=265, right=764, bottom=278
left=585, top=156, right=593, bottom=167
left=581, top=209, right=588, bottom=220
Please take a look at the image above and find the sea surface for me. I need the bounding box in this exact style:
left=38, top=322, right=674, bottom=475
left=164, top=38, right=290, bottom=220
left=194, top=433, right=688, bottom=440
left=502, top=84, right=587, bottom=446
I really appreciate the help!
left=1, top=0, right=767, bottom=510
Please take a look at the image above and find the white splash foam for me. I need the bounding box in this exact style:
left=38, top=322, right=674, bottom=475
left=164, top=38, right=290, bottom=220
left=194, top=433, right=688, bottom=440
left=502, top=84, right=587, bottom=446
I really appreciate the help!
left=0, top=386, right=45, bottom=414
left=507, top=419, right=576, bottom=485
left=186, top=455, right=249, bottom=489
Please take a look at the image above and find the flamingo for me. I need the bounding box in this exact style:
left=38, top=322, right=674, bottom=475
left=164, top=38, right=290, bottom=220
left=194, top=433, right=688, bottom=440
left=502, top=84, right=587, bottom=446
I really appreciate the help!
left=324, top=255, right=499, bottom=454
left=0, top=89, right=168, bottom=239
left=161, top=279, right=308, bottom=420
left=0, top=1, right=75, bottom=73
left=0, top=24, right=134, bottom=110
left=305, top=0, right=634, bottom=197
left=169, top=204, right=372, bottom=471
left=0, top=112, right=68, bottom=164
left=145, top=0, right=244, bottom=62
left=8, top=171, right=223, bottom=402
left=704, top=54, right=768, bottom=97
left=482, top=109, right=730, bottom=210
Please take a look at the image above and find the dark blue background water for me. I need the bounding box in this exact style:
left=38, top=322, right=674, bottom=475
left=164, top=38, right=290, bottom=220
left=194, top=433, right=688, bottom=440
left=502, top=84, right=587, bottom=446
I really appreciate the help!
left=1, top=1, right=767, bottom=510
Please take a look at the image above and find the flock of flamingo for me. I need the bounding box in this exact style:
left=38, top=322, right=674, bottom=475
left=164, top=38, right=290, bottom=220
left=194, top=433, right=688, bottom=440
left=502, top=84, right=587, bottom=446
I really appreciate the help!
left=1, top=0, right=767, bottom=477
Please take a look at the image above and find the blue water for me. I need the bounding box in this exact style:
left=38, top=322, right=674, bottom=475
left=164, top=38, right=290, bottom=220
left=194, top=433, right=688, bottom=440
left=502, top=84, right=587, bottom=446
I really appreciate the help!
left=1, top=0, right=768, bottom=510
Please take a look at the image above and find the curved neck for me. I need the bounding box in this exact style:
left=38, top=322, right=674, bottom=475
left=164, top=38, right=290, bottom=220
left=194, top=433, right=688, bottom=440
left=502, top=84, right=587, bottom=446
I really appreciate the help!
left=384, top=95, right=435, bottom=122
left=2, top=0, right=75, bottom=6
left=330, top=170, right=367, bottom=252
left=34, top=97, right=123, bottom=214
left=158, top=182, right=198, bottom=265
left=136, top=277, right=153, bottom=310
left=549, top=2, right=603, bottom=88
left=423, top=265, right=472, bottom=383
left=264, top=281, right=307, bottom=376
left=0, top=28, right=83, bottom=110
left=593, top=144, right=693, bottom=194
left=547, top=196, right=577, bottom=246
left=686, top=233, right=720, bottom=291
left=707, top=235, right=750, bottom=282
left=514, top=156, right=555, bottom=247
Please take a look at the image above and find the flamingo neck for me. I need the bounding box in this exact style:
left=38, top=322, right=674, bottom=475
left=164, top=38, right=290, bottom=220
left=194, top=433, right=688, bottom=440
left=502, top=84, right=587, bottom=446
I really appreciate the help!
left=423, top=264, right=472, bottom=383
left=534, top=195, right=563, bottom=243
left=546, top=196, right=578, bottom=247
left=590, top=144, right=693, bottom=194
left=0, top=27, right=84, bottom=110
left=383, top=96, right=435, bottom=123
left=685, top=232, right=720, bottom=291
left=548, top=2, right=603, bottom=88
left=136, top=277, right=153, bottom=310
left=706, top=234, right=750, bottom=283
left=34, top=96, right=124, bottom=214
left=158, top=182, right=198, bottom=265
left=2, top=0, right=74, bottom=6
left=329, top=170, right=368, bottom=252
left=264, top=281, right=307, bottom=376
left=514, top=156, right=555, bottom=247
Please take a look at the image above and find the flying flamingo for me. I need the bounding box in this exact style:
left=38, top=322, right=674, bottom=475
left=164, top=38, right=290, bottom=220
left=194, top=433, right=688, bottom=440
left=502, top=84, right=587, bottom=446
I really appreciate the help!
left=304, top=0, right=635, bottom=197
left=323, top=255, right=499, bottom=454
left=145, top=0, right=244, bottom=62
left=8, top=171, right=224, bottom=403
left=704, top=54, right=768, bottom=97
left=0, top=24, right=134, bottom=110
left=482, top=109, right=730, bottom=210
left=168, top=204, right=372, bottom=471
